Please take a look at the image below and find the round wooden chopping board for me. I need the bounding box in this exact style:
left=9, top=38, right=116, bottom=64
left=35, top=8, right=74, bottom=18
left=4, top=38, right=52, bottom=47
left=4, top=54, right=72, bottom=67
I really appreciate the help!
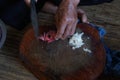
left=20, top=23, right=106, bottom=80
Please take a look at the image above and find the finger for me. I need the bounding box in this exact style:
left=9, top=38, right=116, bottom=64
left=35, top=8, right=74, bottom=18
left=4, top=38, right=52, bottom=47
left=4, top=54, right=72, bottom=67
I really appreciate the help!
left=55, top=23, right=67, bottom=40
left=82, top=14, right=89, bottom=23
left=77, top=8, right=85, bottom=18
left=77, top=8, right=89, bottom=23
left=62, top=23, right=73, bottom=39
left=70, top=20, right=77, bottom=35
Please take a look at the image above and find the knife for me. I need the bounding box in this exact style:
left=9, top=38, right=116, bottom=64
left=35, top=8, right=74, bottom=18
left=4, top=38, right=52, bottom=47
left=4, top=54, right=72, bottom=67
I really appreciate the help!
left=0, top=19, right=7, bottom=48
left=31, top=0, right=39, bottom=38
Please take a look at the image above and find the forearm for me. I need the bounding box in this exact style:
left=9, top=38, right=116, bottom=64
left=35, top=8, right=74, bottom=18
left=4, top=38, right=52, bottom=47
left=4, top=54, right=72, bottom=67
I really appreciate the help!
left=64, top=0, right=80, bottom=6
left=41, top=2, right=58, bottom=14
left=57, top=0, right=80, bottom=15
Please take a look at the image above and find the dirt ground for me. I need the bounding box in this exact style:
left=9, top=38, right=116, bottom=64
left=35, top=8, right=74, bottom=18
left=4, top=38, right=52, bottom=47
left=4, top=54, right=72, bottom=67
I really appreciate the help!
left=0, top=0, right=119, bottom=80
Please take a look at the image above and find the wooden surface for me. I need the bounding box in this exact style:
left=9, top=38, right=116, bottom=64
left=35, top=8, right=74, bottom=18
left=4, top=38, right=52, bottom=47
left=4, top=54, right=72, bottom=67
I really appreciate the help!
left=19, top=24, right=106, bottom=80
left=0, top=0, right=120, bottom=80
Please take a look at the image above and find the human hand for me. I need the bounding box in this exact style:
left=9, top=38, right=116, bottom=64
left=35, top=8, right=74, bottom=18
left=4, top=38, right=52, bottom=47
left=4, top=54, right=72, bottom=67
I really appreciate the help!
left=55, top=0, right=80, bottom=40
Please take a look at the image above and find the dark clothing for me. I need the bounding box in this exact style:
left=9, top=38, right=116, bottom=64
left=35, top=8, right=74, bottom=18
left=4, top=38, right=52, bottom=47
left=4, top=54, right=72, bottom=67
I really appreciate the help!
left=0, top=0, right=46, bottom=30
left=0, top=0, right=113, bottom=30
left=0, top=0, right=30, bottom=30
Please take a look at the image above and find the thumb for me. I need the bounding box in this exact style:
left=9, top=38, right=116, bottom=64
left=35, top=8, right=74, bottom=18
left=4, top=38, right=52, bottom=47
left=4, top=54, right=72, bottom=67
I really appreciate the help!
left=77, top=8, right=89, bottom=23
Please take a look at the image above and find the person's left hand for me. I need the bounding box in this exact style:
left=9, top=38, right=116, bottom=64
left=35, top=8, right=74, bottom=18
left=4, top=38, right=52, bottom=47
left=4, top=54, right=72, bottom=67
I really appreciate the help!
left=55, top=0, right=79, bottom=40
left=55, top=0, right=89, bottom=40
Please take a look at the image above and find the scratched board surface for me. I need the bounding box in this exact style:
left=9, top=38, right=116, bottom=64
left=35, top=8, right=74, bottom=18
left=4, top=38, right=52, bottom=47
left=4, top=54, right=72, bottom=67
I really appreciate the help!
left=0, top=0, right=120, bottom=80
left=28, top=28, right=94, bottom=75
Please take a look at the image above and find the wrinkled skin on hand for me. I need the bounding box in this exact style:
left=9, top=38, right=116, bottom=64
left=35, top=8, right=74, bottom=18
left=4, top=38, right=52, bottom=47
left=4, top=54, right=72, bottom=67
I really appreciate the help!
left=55, top=0, right=79, bottom=40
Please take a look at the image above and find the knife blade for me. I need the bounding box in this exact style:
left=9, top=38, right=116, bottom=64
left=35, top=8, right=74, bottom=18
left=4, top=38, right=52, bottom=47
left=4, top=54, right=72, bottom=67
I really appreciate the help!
left=0, top=19, right=7, bottom=48
left=31, top=0, right=39, bottom=38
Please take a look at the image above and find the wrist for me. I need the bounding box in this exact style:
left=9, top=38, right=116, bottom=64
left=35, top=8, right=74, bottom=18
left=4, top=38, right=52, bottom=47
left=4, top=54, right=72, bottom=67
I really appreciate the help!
left=64, top=0, right=80, bottom=6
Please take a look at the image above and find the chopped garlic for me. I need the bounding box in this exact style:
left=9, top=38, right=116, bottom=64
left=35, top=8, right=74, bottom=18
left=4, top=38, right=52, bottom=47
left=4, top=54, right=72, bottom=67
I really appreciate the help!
left=83, top=48, right=92, bottom=53
left=69, top=32, right=84, bottom=50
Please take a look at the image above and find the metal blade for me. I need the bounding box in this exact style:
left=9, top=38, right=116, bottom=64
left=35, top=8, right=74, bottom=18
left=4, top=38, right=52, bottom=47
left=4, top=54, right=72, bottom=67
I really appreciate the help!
left=31, top=0, right=39, bottom=38
left=0, top=19, right=7, bottom=48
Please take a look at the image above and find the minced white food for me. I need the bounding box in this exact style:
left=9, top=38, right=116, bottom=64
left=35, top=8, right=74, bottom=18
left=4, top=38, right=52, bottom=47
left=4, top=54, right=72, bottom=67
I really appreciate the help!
left=83, top=48, right=92, bottom=53
left=69, top=32, right=84, bottom=50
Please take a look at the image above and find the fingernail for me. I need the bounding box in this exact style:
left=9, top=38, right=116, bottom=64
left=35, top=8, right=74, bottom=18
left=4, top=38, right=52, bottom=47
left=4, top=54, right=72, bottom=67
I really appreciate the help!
left=61, top=36, right=66, bottom=40
left=84, top=21, right=89, bottom=24
left=55, top=38, right=59, bottom=40
left=70, top=33, right=74, bottom=35
left=55, top=36, right=58, bottom=40
left=55, top=35, right=59, bottom=40
left=61, top=38, right=65, bottom=40
left=68, top=35, right=72, bottom=38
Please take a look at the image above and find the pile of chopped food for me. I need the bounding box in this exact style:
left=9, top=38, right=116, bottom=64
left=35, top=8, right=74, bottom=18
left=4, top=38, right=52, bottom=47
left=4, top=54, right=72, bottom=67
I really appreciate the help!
left=69, top=32, right=84, bottom=50
left=69, top=32, right=92, bottom=53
